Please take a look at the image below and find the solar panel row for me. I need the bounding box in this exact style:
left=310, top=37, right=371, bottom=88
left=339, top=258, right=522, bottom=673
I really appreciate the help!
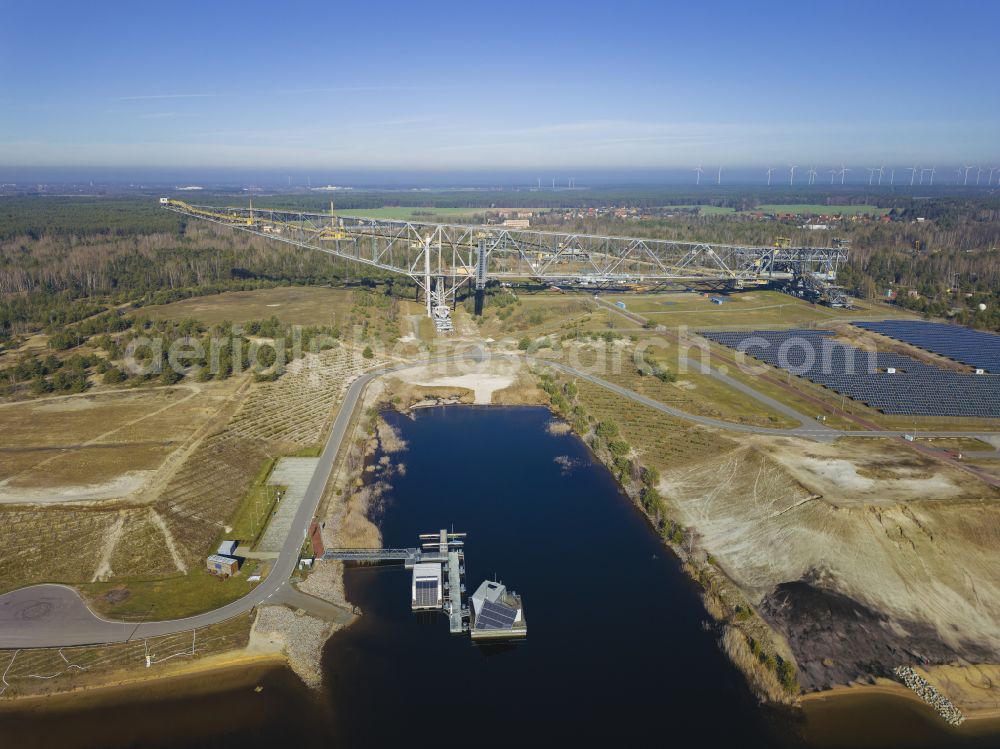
left=414, top=579, right=438, bottom=607
left=700, top=328, right=1000, bottom=417
left=475, top=600, right=518, bottom=630
left=855, top=320, right=1000, bottom=374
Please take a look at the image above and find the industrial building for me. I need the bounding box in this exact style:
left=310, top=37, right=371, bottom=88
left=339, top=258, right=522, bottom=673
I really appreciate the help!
left=217, top=540, right=238, bottom=557
left=207, top=540, right=241, bottom=577
left=206, top=554, right=239, bottom=577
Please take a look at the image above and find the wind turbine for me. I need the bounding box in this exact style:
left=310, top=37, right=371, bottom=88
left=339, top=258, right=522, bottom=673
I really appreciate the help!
left=990, top=167, right=998, bottom=185
left=693, top=165, right=704, bottom=185
left=717, top=166, right=723, bottom=185
left=878, top=166, right=885, bottom=186
left=907, top=166, right=918, bottom=186
left=976, top=167, right=983, bottom=186
left=867, top=167, right=878, bottom=186
left=929, top=167, right=935, bottom=186
left=889, top=168, right=895, bottom=186
left=829, top=168, right=838, bottom=185
left=963, top=165, right=974, bottom=186
left=840, top=166, right=851, bottom=185
left=807, top=166, right=817, bottom=185
left=789, top=165, right=798, bottom=186
left=955, top=167, right=964, bottom=184
left=766, top=167, right=775, bottom=186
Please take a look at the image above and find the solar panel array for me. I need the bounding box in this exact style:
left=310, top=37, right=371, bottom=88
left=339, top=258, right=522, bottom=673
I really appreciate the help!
left=414, top=579, right=438, bottom=607
left=853, top=320, right=1000, bottom=374
left=700, top=328, right=1000, bottom=417
left=475, top=600, right=518, bottom=630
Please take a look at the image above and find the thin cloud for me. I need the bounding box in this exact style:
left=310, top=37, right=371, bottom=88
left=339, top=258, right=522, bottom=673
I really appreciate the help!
left=137, top=112, right=197, bottom=120
left=114, top=93, right=219, bottom=101
left=112, top=82, right=562, bottom=103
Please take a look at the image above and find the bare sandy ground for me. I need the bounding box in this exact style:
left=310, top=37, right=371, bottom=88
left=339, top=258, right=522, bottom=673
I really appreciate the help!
left=410, top=373, right=514, bottom=404
left=914, top=664, right=1000, bottom=718
left=659, top=435, right=1000, bottom=690
left=761, top=437, right=982, bottom=505
left=395, top=361, right=521, bottom=404
left=0, top=471, right=154, bottom=504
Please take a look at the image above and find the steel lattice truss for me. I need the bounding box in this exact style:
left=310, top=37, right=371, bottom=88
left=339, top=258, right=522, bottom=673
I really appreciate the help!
left=162, top=201, right=847, bottom=299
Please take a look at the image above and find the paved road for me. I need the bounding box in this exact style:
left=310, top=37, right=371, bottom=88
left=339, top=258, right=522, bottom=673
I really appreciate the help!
left=534, top=358, right=1000, bottom=444
left=1, top=346, right=997, bottom=649
left=536, top=358, right=831, bottom=439
left=0, top=356, right=464, bottom=648
left=587, top=296, right=1000, bottom=488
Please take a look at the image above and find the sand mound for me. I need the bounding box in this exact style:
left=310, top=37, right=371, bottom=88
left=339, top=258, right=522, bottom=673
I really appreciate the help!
left=660, top=439, right=1000, bottom=689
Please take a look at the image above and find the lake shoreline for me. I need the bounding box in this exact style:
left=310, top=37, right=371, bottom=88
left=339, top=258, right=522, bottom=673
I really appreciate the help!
left=0, top=650, right=289, bottom=713
left=802, top=679, right=1000, bottom=724
left=6, top=393, right=1000, bottom=745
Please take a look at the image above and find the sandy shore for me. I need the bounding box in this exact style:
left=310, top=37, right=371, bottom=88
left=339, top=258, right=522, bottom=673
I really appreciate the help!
left=0, top=649, right=288, bottom=711
left=801, top=679, right=1000, bottom=723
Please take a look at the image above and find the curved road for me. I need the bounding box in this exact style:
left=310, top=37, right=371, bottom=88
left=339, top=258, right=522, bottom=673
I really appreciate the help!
left=0, top=356, right=472, bottom=648
left=2, top=349, right=998, bottom=648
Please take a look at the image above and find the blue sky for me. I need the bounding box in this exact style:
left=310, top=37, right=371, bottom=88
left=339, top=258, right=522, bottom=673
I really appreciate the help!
left=1, top=0, right=997, bottom=171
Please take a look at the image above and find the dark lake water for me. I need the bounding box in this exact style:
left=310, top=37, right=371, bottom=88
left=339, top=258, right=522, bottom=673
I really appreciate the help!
left=2, top=405, right=999, bottom=748
left=323, top=405, right=791, bottom=746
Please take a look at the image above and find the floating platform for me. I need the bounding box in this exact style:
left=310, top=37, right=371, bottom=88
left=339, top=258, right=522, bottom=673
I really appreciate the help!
left=325, top=529, right=525, bottom=641
left=469, top=580, right=527, bottom=641
left=411, top=562, right=443, bottom=610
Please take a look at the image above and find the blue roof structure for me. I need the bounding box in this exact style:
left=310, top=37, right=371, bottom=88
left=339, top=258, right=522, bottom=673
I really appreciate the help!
left=700, top=327, right=1000, bottom=418
left=853, top=320, right=1000, bottom=374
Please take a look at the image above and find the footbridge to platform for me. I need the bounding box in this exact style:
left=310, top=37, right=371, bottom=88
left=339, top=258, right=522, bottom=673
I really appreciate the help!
left=322, top=547, right=434, bottom=566
left=324, top=530, right=468, bottom=634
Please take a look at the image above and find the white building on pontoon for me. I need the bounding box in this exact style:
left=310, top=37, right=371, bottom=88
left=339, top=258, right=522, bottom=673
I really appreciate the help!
left=411, top=562, right=443, bottom=610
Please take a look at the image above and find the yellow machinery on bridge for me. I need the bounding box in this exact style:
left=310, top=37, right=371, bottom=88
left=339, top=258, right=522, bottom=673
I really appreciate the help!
left=159, top=197, right=351, bottom=240
left=159, top=198, right=253, bottom=226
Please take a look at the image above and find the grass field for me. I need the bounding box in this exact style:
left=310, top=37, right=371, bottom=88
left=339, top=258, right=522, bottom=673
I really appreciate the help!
left=0, top=332, right=394, bottom=615
left=339, top=206, right=545, bottom=221
left=574, top=378, right=735, bottom=472
left=556, top=340, right=797, bottom=428
left=660, top=205, right=736, bottom=215
left=141, top=285, right=421, bottom=344
left=0, top=382, right=248, bottom=595
left=600, top=290, right=915, bottom=330
left=473, top=293, right=597, bottom=339
left=0, top=383, right=238, bottom=501
left=0, top=613, right=252, bottom=698
left=917, top=437, right=996, bottom=452
left=227, top=457, right=281, bottom=547
left=141, top=286, right=352, bottom=327
left=82, top=565, right=263, bottom=619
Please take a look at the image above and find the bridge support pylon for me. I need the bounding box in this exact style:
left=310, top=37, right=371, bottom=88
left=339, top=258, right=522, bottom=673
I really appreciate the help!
left=474, top=239, right=487, bottom=316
